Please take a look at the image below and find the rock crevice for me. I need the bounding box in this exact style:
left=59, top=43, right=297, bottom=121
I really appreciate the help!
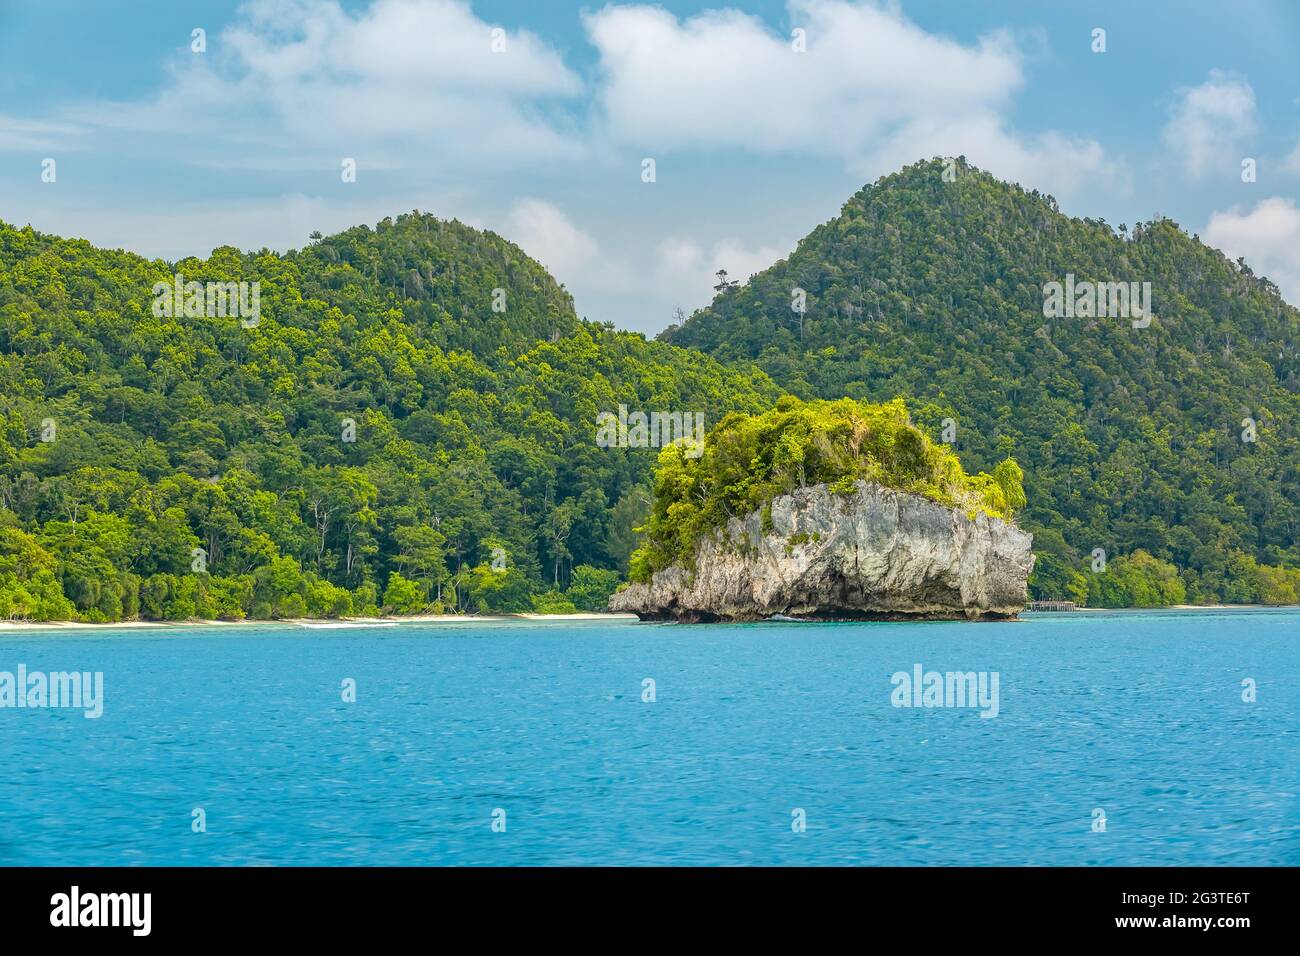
left=609, top=480, right=1034, bottom=622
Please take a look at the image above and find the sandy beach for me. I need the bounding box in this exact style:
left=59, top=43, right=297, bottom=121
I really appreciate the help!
left=0, top=612, right=640, bottom=634
left=3, top=605, right=1295, bottom=634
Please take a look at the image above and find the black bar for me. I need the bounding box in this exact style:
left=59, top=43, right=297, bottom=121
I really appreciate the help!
left=0, top=866, right=1284, bottom=942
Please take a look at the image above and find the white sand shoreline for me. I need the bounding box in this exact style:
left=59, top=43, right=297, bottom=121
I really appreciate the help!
left=0, top=612, right=640, bottom=634
left=1, top=604, right=1296, bottom=634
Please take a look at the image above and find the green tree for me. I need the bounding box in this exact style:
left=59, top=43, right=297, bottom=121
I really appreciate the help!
left=382, top=571, right=427, bottom=614
left=567, top=565, right=623, bottom=611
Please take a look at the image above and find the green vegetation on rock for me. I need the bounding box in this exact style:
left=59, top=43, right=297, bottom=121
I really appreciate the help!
left=628, top=396, right=1025, bottom=581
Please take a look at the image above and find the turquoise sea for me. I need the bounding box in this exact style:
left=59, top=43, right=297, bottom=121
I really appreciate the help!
left=1, top=609, right=1296, bottom=866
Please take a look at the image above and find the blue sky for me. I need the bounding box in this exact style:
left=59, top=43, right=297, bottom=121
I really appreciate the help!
left=3, top=0, right=1299, bottom=332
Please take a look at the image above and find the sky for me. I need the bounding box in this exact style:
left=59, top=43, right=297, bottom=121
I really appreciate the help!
left=2, top=0, right=1299, bottom=334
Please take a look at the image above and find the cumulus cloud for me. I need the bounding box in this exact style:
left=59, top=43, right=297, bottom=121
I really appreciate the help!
left=533, top=231, right=789, bottom=331
left=71, top=0, right=584, bottom=169
left=862, top=114, right=1122, bottom=202
left=4, top=193, right=393, bottom=262
left=1203, top=198, right=1300, bottom=306
left=493, top=202, right=787, bottom=316
left=654, top=236, right=787, bottom=304
left=584, top=1, right=1018, bottom=154
left=1163, top=70, right=1257, bottom=180
left=505, top=199, right=600, bottom=283
left=581, top=0, right=1122, bottom=202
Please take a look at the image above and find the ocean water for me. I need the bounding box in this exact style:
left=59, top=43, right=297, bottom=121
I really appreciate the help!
left=0, top=609, right=1296, bottom=866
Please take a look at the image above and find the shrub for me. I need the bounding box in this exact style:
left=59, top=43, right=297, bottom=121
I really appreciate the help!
left=531, top=590, right=578, bottom=614
left=462, top=564, right=532, bottom=613
left=566, top=565, right=622, bottom=611
left=382, top=571, right=427, bottom=615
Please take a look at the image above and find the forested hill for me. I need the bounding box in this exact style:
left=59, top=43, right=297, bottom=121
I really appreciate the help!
left=0, top=212, right=778, bottom=621
left=291, top=215, right=580, bottom=357
left=6, top=161, right=1300, bottom=621
left=663, top=158, right=1300, bottom=604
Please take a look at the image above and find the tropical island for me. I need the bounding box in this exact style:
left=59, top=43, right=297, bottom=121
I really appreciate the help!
left=610, top=396, right=1034, bottom=621
left=2, top=158, right=1299, bottom=624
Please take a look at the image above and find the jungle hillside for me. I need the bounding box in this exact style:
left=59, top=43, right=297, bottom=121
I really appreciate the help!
left=3, top=158, right=1300, bottom=620
left=0, top=212, right=778, bottom=621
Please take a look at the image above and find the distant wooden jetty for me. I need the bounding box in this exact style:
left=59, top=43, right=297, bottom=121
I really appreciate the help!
left=1028, top=600, right=1077, bottom=612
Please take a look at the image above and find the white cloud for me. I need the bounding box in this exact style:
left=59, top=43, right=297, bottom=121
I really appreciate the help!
left=654, top=236, right=788, bottom=306
left=582, top=0, right=1122, bottom=202
left=493, top=201, right=787, bottom=317
left=1203, top=197, right=1300, bottom=306
left=584, top=1, right=1018, bottom=155
left=69, top=0, right=584, bottom=170
left=861, top=113, right=1123, bottom=202
left=504, top=199, right=600, bottom=283
left=1163, top=70, right=1257, bottom=180
left=535, top=231, right=789, bottom=331
left=6, top=194, right=387, bottom=261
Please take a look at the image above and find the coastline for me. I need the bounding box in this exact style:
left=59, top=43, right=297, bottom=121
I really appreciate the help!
left=1, top=604, right=1296, bottom=634
left=0, top=612, right=640, bottom=634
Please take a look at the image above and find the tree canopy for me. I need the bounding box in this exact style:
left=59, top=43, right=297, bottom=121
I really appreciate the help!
left=664, top=158, right=1300, bottom=605
left=0, top=212, right=777, bottom=620
left=4, top=158, right=1298, bottom=618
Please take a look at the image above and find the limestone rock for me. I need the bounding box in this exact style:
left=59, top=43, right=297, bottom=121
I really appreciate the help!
left=609, top=480, right=1034, bottom=622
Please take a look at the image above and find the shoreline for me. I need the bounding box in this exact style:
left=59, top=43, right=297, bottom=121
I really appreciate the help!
left=0, top=612, right=639, bottom=634
left=0, top=604, right=1296, bottom=634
